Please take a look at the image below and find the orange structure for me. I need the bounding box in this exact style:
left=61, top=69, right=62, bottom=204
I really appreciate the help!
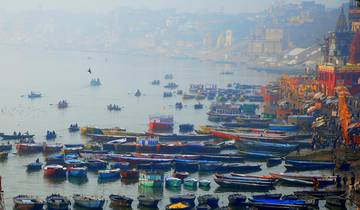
left=336, top=86, right=351, bottom=145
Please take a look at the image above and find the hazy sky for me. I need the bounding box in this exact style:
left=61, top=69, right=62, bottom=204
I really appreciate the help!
left=0, top=0, right=347, bottom=14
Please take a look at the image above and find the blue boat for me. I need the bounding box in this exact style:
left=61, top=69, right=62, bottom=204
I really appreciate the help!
left=27, top=162, right=43, bottom=171
left=200, top=154, right=244, bottom=162
left=238, top=140, right=298, bottom=153
left=215, top=174, right=275, bottom=184
left=267, top=158, right=282, bottom=167
left=98, top=169, right=120, bottom=179
left=137, top=162, right=172, bottom=171
left=110, top=162, right=130, bottom=170
left=175, top=162, right=199, bottom=172
left=285, top=160, right=336, bottom=171
left=217, top=163, right=261, bottom=173
left=64, top=159, right=86, bottom=167
left=199, top=162, right=222, bottom=172
left=249, top=198, right=318, bottom=209
left=238, top=150, right=281, bottom=160
left=268, top=123, right=299, bottom=132
left=0, top=143, right=12, bottom=152
left=68, top=167, right=87, bottom=177
left=86, top=159, right=107, bottom=171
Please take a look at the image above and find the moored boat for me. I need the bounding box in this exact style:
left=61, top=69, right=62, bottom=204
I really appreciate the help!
left=183, top=178, right=198, bottom=188
left=217, top=163, right=262, bottom=173
left=85, top=159, right=107, bottom=171
left=139, top=171, right=164, bottom=187
left=293, top=190, right=345, bottom=198
left=252, top=194, right=282, bottom=200
left=200, top=154, right=243, bottom=162
left=98, top=169, right=120, bottom=180
left=0, top=143, right=12, bottom=152
left=44, top=165, right=67, bottom=178
left=198, top=179, right=211, bottom=188
left=228, top=194, right=246, bottom=206
left=173, top=171, right=189, bottom=180
left=199, top=162, right=222, bottom=172
left=109, top=194, right=133, bottom=207
left=214, top=178, right=274, bottom=190
left=26, top=161, right=43, bottom=171
left=0, top=152, right=8, bottom=160
left=169, top=194, right=196, bottom=207
left=238, top=150, right=281, bottom=160
left=16, top=143, right=43, bottom=154
left=120, top=169, right=139, bottom=180
left=197, top=195, right=219, bottom=209
left=137, top=195, right=160, bottom=208
left=248, top=198, right=318, bottom=210
left=266, top=158, right=282, bottom=167
left=285, top=160, right=336, bottom=171
left=165, top=202, right=191, bottom=210
left=13, top=195, right=44, bottom=210
left=73, top=194, right=105, bottom=209
left=45, top=194, right=71, bottom=210
left=137, top=162, right=172, bottom=171
left=166, top=177, right=182, bottom=188
left=67, top=167, right=87, bottom=178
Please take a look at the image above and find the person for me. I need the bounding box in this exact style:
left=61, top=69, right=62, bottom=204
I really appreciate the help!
left=313, top=178, right=320, bottom=191
left=343, top=176, right=348, bottom=188
left=336, top=175, right=342, bottom=188
left=351, top=175, right=356, bottom=188
left=36, top=158, right=39, bottom=163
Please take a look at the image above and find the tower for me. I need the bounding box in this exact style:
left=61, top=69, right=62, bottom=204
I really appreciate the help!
left=336, top=7, right=348, bottom=32
left=349, top=32, right=360, bottom=64
left=224, top=30, right=233, bottom=48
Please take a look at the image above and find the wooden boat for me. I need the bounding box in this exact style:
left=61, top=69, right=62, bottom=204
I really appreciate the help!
left=217, top=163, right=261, bottom=173
left=279, top=177, right=314, bottom=186
left=110, top=162, right=130, bottom=170
left=120, top=169, right=139, bottom=180
left=166, top=177, right=182, bottom=188
left=228, top=194, right=246, bottom=206
left=67, top=167, right=87, bottom=178
left=13, top=195, right=44, bottom=210
left=230, top=173, right=276, bottom=180
left=215, top=174, right=276, bottom=183
left=44, top=165, right=67, bottom=178
left=285, top=160, right=336, bottom=171
left=252, top=194, right=282, bottom=200
left=137, top=162, right=172, bottom=171
left=0, top=152, right=8, bottom=160
left=0, top=133, right=35, bottom=140
left=68, top=124, right=80, bottom=132
left=109, top=194, right=133, bottom=207
left=57, top=100, right=68, bottom=109
left=214, top=178, right=274, bottom=190
left=197, top=195, right=219, bottom=209
left=238, top=150, right=281, bottom=160
left=200, top=154, right=243, bottom=162
left=237, top=140, right=298, bottom=153
left=269, top=123, right=299, bottom=132
left=26, top=162, right=43, bottom=171
left=139, top=171, right=164, bottom=187
left=174, top=161, right=199, bottom=172
left=165, top=202, right=191, bottom=210
left=28, top=91, right=42, bottom=99
left=16, top=144, right=43, bottom=154
left=198, top=179, right=211, bottom=188
left=85, top=159, right=107, bottom=171
left=199, top=162, right=222, bottom=171
left=0, top=143, right=12, bottom=152
left=98, top=169, right=120, bottom=179
left=45, top=194, right=71, bottom=210
left=73, top=194, right=105, bottom=209
left=249, top=198, right=318, bottom=210
left=153, top=133, right=213, bottom=142
left=183, top=178, right=198, bottom=188
left=173, top=171, right=189, bottom=180
left=267, top=158, right=282, bottom=167
left=293, top=190, right=346, bottom=198
left=109, top=155, right=172, bottom=164
left=271, top=172, right=336, bottom=186
left=170, top=194, right=195, bottom=207
left=211, top=130, right=290, bottom=141
left=43, top=144, right=63, bottom=154
left=137, top=195, right=160, bottom=208
left=325, top=196, right=346, bottom=208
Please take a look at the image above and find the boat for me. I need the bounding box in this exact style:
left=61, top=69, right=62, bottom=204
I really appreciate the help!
left=151, top=80, right=160, bottom=85
left=68, top=124, right=80, bottom=132
left=164, top=82, right=178, bottom=89
left=134, top=89, right=141, bottom=97
left=44, top=165, right=67, bottom=178
left=228, top=194, right=246, bottom=206
left=230, top=173, right=276, bottom=180
left=217, top=163, right=262, bottom=173
left=28, top=91, right=42, bottom=99
left=293, top=190, right=346, bottom=199
left=279, top=177, right=314, bottom=186
left=163, top=92, right=173, bottom=97
left=183, top=178, right=198, bottom=188
left=237, top=140, right=298, bottom=153
left=248, top=198, right=318, bottom=210
left=120, top=169, right=139, bottom=180
left=26, top=162, right=43, bottom=171
left=200, top=154, right=243, bottom=162
left=148, top=115, right=174, bottom=132
left=173, top=171, right=189, bottom=180
left=43, top=144, right=63, bottom=154
left=214, top=178, right=274, bottom=190
left=199, top=180, right=211, bottom=188
left=0, top=133, right=35, bottom=140
left=107, top=104, right=122, bottom=111
left=252, top=194, right=282, bottom=200
left=165, top=202, right=191, bottom=210
left=169, top=194, right=195, bottom=207
left=194, top=103, right=203, bottom=110
left=166, top=177, right=182, bottom=188
left=98, top=169, right=120, bottom=179
left=175, top=102, right=183, bottom=109
left=199, top=162, right=222, bottom=172
left=85, top=159, right=107, bottom=171
left=137, top=195, right=160, bottom=208
left=139, top=171, right=164, bottom=187
left=174, top=161, right=199, bottom=172
left=152, top=133, right=213, bottom=142
left=57, top=100, right=68, bottom=109
left=0, top=143, right=12, bottom=152
left=211, top=130, right=290, bottom=142
left=110, top=162, right=130, bottom=170
left=238, top=150, right=281, bottom=160
left=325, top=196, right=346, bottom=209
left=182, top=94, right=196, bottom=100
left=269, top=123, right=299, bottom=132
left=266, top=158, right=282, bottom=167
left=73, top=194, right=105, bottom=209
left=285, top=160, right=336, bottom=171
left=164, top=74, right=173, bottom=80
left=90, top=78, right=101, bottom=87
left=0, top=152, right=8, bottom=160
left=16, top=143, right=43, bottom=154
left=46, top=131, right=57, bottom=140
left=270, top=172, right=336, bottom=186
left=109, top=194, right=133, bottom=207
left=197, top=195, right=219, bottom=209
left=137, top=162, right=172, bottom=171
left=67, top=167, right=87, bottom=178
left=45, top=194, right=71, bottom=210
left=13, top=195, right=44, bottom=210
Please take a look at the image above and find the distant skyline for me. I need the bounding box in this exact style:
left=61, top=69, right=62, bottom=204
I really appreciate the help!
left=0, top=0, right=348, bottom=14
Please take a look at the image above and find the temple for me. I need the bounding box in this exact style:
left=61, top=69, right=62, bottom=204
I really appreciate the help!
left=318, top=0, right=360, bottom=96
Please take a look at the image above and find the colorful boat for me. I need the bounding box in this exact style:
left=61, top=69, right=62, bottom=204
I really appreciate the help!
left=214, top=178, right=274, bottom=190
left=26, top=162, right=43, bottom=171
left=13, top=195, right=44, bottom=210
left=237, top=140, right=298, bottom=153
left=137, top=195, right=161, bottom=208
left=183, top=178, right=198, bottom=188
left=73, top=194, right=105, bottom=209
left=109, top=194, right=133, bottom=207
left=16, top=144, right=43, bottom=154
left=148, top=115, right=174, bottom=132
left=169, top=194, right=195, bottom=207
left=279, top=177, right=314, bottom=186
left=85, top=159, right=107, bottom=171
left=137, top=162, right=172, bottom=171
left=217, top=163, right=262, bottom=173
left=166, top=202, right=191, bottom=210
left=44, top=165, right=67, bottom=178
left=270, top=172, right=336, bottom=185
left=238, top=150, right=281, bottom=160
left=120, top=169, right=139, bottom=180
left=0, top=143, right=12, bottom=152
left=269, top=123, right=299, bottom=132
left=0, top=152, right=8, bottom=160
left=98, top=169, right=120, bottom=179
left=198, top=179, right=211, bottom=188
left=43, top=144, right=63, bottom=154
left=67, top=167, right=87, bottom=178
left=139, top=171, right=164, bottom=187
left=45, top=194, right=71, bottom=210
left=166, top=177, right=182, bottom=188
left=249, top=198, right=318, bottom=210
left=215, top=174, right=276, bottom=184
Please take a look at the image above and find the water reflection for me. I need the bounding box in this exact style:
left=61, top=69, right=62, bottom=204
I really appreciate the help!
left=68, top=177, right=89, bottom=185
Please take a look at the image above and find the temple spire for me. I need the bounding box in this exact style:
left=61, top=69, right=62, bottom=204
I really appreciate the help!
left=349, top=32, right=360, bottom=64
left=336, top=7, right=348, bottom=33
